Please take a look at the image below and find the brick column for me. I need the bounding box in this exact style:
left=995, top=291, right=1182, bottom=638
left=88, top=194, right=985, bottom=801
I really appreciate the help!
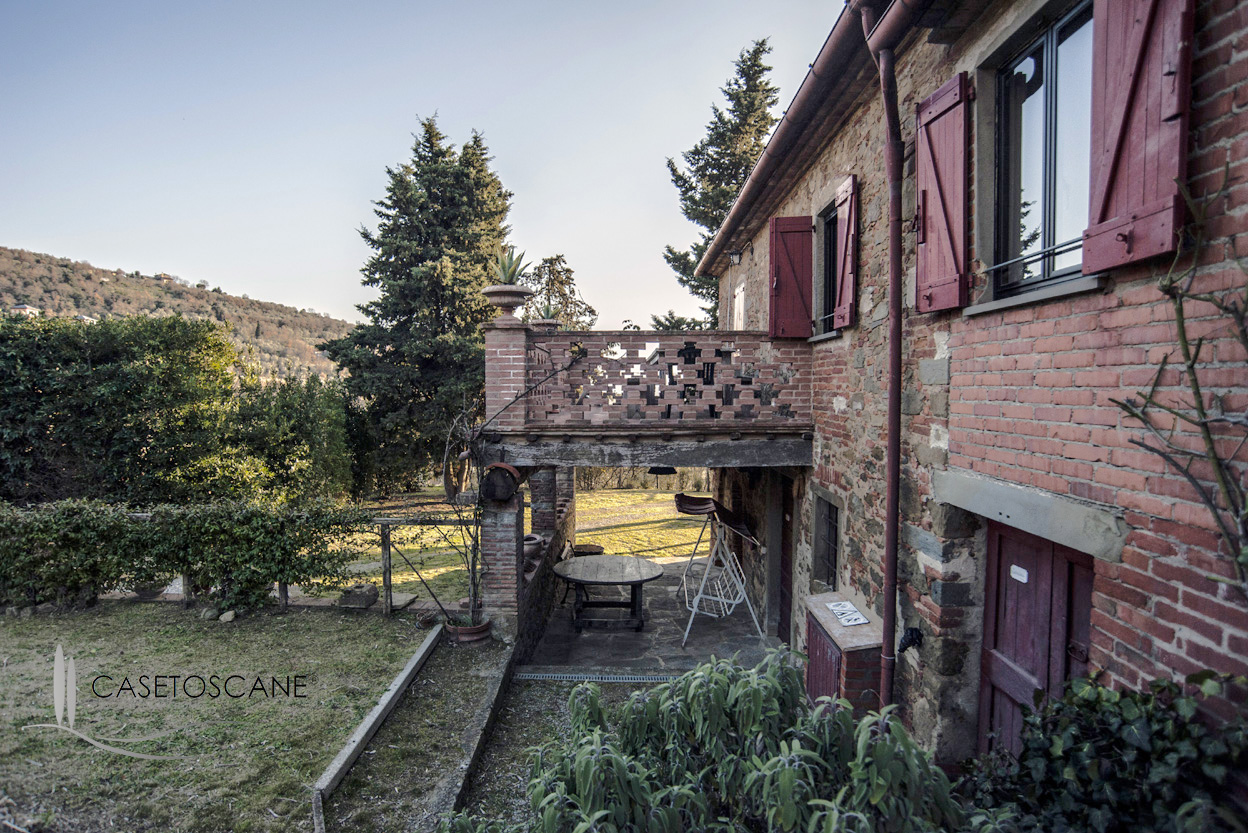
left=555, top=466, right=576, bottom=546
left=480, top=493, right=523, bottom=639
left=528, top=467, right=557, bottom=539
left=484, top=319, right=528, bottom=432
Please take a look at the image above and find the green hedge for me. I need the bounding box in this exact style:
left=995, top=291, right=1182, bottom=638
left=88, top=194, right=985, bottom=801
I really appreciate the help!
left=0, top=500, right=368, bottom=611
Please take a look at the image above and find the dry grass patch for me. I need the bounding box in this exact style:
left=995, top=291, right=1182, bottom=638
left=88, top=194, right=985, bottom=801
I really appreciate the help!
left=0, top=602, right=437, bottom=832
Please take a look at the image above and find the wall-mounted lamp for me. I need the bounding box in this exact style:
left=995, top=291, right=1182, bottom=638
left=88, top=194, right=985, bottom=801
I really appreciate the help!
left=728, top=251, right=743, bottom=265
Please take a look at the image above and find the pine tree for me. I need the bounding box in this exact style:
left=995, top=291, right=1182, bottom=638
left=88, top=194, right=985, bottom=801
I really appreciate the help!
left=522, top=255, right=598, bottom=330
left=650, top=309, right=706, bottom=331
left=322, top=117, right=511, bottom=490
left=664, top=40, right=779, bottom=327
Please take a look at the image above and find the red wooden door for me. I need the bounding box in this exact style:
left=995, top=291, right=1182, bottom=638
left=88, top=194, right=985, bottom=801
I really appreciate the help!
left=978, top=522, right=1093, bottom=755
left=779, top=484, right=794, bottom=644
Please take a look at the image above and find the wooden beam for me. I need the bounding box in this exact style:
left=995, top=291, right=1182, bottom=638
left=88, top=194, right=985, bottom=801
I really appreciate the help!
left=485, top=434, right=812, bottom=468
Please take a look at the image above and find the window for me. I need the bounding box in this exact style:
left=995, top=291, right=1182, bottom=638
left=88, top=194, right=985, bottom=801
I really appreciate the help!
left=732, top=281, right=746, bottom=329
left=816, top=204, right=838, bottom=335
left=993, top=2, right=1093, bottom=296
left=813, top=497, right=840, bottom=589
left=813, top=175, right=857, bottom=335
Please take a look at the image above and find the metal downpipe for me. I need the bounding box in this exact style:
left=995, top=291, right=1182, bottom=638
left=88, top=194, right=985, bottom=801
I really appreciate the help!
left=859, top=3, right=904, bottom=709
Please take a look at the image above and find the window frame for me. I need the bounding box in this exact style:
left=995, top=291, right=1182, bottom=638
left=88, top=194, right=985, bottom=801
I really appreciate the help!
left=812, top=492, right=841, bottom=590
left=988, top=0, right=1093, bottom=299
left=814, top=201, right=839, bottom=336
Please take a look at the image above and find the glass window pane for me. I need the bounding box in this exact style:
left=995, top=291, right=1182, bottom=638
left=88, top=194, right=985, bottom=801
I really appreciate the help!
left=1053, top=14, right=1093, bottom=273
left=822, top=210, right=836, bottom=328
left=1002, top=47, right=1046, bottom=285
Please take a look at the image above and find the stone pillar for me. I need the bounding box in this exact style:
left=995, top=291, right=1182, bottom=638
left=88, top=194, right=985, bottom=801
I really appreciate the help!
left=480, top=493, right=523, bottom=640
left=555, top=466, right=576, bottom=546
left=528, top=467, right=557, bottom=540
left=483, top=319, right=528, bottom=432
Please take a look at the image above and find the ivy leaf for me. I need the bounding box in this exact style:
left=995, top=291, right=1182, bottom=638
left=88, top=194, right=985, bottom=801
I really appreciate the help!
left=1123, top=719, right=1152, bottom=751
left=1198, top=677, right=1223, bottom=698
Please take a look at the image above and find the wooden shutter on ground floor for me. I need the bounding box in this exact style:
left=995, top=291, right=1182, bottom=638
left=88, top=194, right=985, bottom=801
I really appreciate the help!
left=915, top=73, right=970, bottom=314
left=833, top=176, right=858, bottom=330
left=1082, top=0, right=1194, bottom=274
left=769, top=216, right=813, bottom=339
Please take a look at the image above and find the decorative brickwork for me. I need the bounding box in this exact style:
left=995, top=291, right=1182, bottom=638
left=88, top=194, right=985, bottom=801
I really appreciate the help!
left=524, top=331, right=813, bottom=428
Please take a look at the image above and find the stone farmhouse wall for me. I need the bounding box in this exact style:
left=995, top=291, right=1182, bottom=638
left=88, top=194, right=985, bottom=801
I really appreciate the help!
left=717, top=0, right=1246, bottom=760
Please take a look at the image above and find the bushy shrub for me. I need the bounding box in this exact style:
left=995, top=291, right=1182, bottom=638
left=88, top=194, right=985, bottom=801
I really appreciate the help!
left=443, top=651, right=963, bottom=833
left=960, top=673, right=1248, bottom=833
left=0, top=501, right=140, bottom=607
left=0, top=315, right=353, bottom=505
left=0, top=500, right=367, bottom=611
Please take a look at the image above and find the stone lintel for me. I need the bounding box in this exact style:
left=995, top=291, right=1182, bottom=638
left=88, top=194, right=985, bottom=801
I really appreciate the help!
left=933, top=469, right=1128, bottom=562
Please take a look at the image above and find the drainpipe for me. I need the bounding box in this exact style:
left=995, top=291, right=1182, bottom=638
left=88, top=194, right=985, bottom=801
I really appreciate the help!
left=855, top=0, right=904, bottom=709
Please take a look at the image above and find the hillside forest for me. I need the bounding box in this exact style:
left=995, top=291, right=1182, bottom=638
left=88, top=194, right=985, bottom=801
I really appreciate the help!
left=0, top=246, right=352, bottom=378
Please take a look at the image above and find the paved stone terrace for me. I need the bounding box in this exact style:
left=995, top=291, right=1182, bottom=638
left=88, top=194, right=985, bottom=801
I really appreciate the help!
left=524, top=563, right=779, bottom=675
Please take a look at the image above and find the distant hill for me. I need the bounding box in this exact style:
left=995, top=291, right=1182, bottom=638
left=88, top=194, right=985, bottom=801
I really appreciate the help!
left=0, top=246, right=354, bottom=378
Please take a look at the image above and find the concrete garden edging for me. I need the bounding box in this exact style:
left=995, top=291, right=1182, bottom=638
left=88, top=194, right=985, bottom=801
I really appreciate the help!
left=414, top=645, right=517, bottom=831
left=311, top=623, right=443, bottom=832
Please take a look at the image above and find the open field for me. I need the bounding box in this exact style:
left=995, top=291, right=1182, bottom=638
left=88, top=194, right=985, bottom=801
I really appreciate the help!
left=345, top=489, right=709, bottom=605
left=573, top=489, right=707, bottom=561
left=0, top=602, right=443, bottom=832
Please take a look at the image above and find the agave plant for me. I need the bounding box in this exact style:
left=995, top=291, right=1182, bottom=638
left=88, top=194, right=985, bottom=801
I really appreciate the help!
left=491, top=246, right=530, bottom=285
left=536, top=303, right=559, bottom=321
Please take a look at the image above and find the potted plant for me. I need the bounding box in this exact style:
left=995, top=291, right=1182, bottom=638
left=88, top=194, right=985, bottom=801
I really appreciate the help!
left=481, top=246, right=533, bottom=320
left=530, top=303, right=560, bottom=329
left=400, top=410, right=497, bottom=643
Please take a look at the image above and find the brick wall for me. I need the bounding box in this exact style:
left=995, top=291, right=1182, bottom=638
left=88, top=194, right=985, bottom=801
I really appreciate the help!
left=484, top=318, right=528, bottom=432
left=947, top=0, right=1248, bottom=706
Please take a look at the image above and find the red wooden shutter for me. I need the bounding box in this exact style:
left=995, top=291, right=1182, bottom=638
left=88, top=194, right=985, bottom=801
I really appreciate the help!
left=1082, top=0, right=1194, bottom=274
left=769, top=216, right=813, bottom=338
left=833, top=176, right=858, bottom=330
left=915, top=73, right=970, bottom=314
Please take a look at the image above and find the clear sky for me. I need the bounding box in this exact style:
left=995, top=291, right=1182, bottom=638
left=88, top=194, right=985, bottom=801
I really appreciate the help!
left=0, top=1, right=838, bottom=328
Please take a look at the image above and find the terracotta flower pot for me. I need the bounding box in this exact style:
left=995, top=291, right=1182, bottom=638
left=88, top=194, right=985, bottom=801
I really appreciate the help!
left=445, top=618, right=492, bottom=644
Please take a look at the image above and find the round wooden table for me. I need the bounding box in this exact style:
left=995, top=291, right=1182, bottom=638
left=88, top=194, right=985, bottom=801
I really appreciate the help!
left=553, top=555, right=664, bottom=632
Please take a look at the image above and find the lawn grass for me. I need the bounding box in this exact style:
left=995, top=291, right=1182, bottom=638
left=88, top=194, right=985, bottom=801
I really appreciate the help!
left=0, top=602, right=437, bottom=832
left=574, top=489, right=708, bottom=561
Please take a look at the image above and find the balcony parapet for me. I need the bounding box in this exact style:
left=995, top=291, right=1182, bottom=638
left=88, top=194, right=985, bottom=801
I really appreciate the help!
left=484, top=328, right=812, bottom=434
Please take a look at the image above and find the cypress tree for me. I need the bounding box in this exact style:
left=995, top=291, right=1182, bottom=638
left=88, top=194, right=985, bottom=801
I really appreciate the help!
left=664, top=40, right=779, bottom=327
left=322, top=117, right=511, bottom=490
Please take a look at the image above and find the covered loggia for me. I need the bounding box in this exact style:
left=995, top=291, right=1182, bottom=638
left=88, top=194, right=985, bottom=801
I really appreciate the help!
left=477, top=462, right=787, bottom=674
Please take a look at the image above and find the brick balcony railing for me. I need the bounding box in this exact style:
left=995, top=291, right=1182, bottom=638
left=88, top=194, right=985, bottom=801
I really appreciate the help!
left=485, top=327, right=812, bottom=432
